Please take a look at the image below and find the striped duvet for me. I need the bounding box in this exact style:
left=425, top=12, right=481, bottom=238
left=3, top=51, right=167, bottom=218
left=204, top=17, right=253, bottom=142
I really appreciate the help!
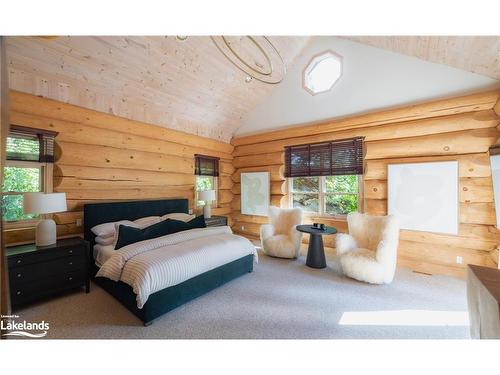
left=96, top=226, right=257, bottom=308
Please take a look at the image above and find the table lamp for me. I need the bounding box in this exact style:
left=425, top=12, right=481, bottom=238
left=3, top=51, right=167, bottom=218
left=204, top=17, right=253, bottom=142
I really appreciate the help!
left=198, top=190, right=216, bottom=219
left=23, top=192, right=67, bottom=246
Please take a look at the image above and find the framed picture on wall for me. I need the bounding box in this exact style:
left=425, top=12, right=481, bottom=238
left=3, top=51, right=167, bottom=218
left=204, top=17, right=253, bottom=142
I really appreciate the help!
left=388, top=161, right=459, bottom=235
left=241, top=172, right=270, bottom=216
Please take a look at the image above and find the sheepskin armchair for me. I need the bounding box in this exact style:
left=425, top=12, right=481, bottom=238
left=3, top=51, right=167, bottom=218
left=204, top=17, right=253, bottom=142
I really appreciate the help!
left=260, top=206, right=303, bottom=259
left=336, top=212, right=399, bottom=284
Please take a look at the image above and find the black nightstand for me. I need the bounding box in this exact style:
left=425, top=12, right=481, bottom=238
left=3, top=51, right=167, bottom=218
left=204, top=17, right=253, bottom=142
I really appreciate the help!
left=6, top=237, right=90, bottom=309
left=205, top=216, right=228, bottom=227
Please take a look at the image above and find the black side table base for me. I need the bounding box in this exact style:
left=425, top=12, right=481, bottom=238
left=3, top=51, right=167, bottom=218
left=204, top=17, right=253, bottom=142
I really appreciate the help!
left=306, top=234, right=327, bottom=269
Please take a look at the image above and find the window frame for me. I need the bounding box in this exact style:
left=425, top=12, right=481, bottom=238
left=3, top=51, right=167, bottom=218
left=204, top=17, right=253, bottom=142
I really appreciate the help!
left=288, top=175, right=364, bottom=218
left=2, top=159, right=53, bottom=229
left=195, top=175, right=219, bottom=208
left=302, top=50, right=343, bottom=96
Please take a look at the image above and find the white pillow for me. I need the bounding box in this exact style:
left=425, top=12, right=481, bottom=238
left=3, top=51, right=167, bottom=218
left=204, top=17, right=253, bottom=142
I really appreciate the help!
left=134, top=216, right=162, bottom=228
left=95, top=236, right=114, bottom=246
left=91, top=220, right=136, bottom=237
left=161, top=213, right=196, bottom=222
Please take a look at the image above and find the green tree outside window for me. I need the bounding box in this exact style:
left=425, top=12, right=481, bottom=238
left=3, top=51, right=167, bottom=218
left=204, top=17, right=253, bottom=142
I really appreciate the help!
left=2, top=166, right=41, bottom=222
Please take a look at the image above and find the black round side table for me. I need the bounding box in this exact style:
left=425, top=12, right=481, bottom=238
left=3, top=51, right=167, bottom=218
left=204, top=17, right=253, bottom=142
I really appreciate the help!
left=296, top=225, right=337, bottom=269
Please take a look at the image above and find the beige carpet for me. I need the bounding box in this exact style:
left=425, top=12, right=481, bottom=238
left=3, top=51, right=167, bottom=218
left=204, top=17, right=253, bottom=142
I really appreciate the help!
left=13, top=250, right=470, bottom=339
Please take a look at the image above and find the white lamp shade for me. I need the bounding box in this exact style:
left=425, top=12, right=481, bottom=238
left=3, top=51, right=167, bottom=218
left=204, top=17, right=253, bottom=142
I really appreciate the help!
left=198, top=190, right=215, bottom=202
left=24, top=192, right=67, bottom=215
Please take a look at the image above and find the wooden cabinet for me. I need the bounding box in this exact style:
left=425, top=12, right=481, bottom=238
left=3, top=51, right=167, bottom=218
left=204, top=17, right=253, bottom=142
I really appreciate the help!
left=6, top=237, right=90, bottom=309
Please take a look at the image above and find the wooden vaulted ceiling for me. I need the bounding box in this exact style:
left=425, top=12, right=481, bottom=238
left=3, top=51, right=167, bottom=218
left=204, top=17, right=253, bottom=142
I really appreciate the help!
left=342, top=36, right=500, bottom=80
left=6, top=36, right=499, bottom=142
left=6, top=36, right=311, bottom=142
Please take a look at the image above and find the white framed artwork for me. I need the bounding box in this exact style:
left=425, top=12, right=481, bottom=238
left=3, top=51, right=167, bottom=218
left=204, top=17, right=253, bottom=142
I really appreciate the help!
left=241, top=172, right=270, bottom=216
left=387, top=161, right=459, bottom=235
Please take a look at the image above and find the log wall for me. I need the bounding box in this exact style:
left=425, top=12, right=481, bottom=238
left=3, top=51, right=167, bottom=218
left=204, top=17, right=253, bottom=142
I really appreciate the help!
left=4, top=91, right=234, bottom=245
left=231, top=90, right=500, bottom=278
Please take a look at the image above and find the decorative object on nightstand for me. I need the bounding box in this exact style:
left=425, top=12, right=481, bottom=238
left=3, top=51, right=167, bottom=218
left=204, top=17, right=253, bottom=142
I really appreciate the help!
left=205, top=215, right=228, bottom=227
left=6, top=237, right=90, bottom=309
left=199, top=190, right=216, bottom=219
left=23, top=192, right=67, bottom=246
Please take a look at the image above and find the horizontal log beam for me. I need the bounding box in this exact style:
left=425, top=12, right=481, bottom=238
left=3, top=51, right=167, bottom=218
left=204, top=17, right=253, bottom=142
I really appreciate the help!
left=10, top=90, right=233, bottom=154
left=231, top=180, right=286, bottom=195
left=363, top=177, right=494, bottom=203
left=56, top=141, right=194, bottom=174
left=10, top=111, right=233, bottom=160
left=232, top=165, right=285, bottom=183
left=230, top=195, right=285, bottom=211
left=220, top=162, right=235, bottom=175
left=53, top=211, right=83, bottom=225
left=397, top=256, right=466, bottom=278
left=399, top=240, right=496, bottom=268
left=460, top=202, right=497, bottom=225
left=233, top=152, right=284, bottom=169
left=364, top=153, right=492, bottom=180
left=234, top=110, right=500, bottom=157
left=212, top=206, right=232, bottom=216
left=218, top=190, right=234, bottom=205
left=232, top=90, right=500, bottom=147
left=66, top=198, right=194, bottom=211
left=400, top=226, right=498, bottom=252
left=58, top=187, right=193, bottom=201
left=365, top=128, right=499, bottom=160
left=218, top=176, right=233, bottom=190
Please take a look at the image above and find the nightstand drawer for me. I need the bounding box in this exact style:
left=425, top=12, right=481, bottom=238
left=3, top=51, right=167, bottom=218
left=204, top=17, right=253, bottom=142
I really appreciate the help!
left=205, top=216, right=228, bottom=227
left=8, top=245, right=83, bottom=268
left=7, top=238, right=90, bottom=309
left=11, top=270, right=86, bottom=307
left=9, top=254, right=86, bottom=286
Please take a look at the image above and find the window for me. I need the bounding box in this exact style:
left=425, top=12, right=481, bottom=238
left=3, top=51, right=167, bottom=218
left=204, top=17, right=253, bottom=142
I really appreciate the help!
left=1, top=125, right=57, bottom=225
left=303, top=50, right=342, bottom=95
left=285, top=137, right=364, bottom=216
left=290, top=175, right=362, bottom=216
left=2, top=162, right=47, bottom=222
left=194, top=154, right=219, bottom=208
left=195, top=175, right=218, bottom=207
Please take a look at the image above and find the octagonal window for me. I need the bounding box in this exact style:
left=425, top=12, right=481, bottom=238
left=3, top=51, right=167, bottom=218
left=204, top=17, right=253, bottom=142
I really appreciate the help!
left=303, top=51, right=342, bottom=95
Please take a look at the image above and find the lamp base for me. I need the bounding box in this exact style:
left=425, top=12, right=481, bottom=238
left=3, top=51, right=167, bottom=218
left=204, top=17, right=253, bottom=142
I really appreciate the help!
left=36, top=218, right=57, bottom=246
left=203, top=204, right=212, bottom=219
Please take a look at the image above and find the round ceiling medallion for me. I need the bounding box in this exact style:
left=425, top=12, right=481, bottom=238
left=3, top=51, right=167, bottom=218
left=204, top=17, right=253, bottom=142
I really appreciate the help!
left=211, top=36, right=286, bottom=84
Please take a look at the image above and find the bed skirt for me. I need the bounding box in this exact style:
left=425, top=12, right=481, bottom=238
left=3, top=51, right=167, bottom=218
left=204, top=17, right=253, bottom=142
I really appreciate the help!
left=93, top=254, right=254, bottom=326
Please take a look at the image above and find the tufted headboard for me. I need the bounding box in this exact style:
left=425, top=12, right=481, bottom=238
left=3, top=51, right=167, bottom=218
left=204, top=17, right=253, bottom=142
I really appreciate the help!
left=83, top=198, right=189, bottom=251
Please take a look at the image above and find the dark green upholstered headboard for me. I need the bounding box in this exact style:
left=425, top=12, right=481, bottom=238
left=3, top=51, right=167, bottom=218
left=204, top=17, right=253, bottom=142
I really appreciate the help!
left=84, top=199, right=189, bottom=250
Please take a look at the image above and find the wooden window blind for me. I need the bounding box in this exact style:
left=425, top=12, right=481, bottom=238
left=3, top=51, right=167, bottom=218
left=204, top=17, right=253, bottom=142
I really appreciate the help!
left=194, top=154, right=220, bottom=177
left=284, top=137, right=364, bottom=177
left=6, top=125, right=58, bottom=163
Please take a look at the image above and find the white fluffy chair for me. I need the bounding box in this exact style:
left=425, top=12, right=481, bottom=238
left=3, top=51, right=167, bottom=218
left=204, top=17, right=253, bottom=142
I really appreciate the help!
left=260, top=206, right=303, bottom=259
left=336, top=212, right=399, bottom=284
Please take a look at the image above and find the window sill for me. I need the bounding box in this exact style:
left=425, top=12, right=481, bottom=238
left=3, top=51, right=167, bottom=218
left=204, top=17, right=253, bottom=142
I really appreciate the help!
left=302, top=213, right=348, bottom=221
left=4, top=221, right=39, bottom=230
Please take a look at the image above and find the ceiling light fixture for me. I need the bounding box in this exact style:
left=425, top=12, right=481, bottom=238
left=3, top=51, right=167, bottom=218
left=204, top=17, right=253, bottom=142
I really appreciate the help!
left=210, top=36, right=286, bottom=84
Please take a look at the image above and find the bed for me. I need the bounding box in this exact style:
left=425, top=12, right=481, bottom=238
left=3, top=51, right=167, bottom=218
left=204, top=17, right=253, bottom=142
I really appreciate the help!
left=84, top=198, right=255, bottom=326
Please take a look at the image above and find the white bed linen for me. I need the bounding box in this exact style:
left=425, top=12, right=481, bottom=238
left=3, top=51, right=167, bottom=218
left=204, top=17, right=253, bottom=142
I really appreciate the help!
left=97, top=226, right=257, bottom=308
left=93, top=244, right=116, bottom=267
